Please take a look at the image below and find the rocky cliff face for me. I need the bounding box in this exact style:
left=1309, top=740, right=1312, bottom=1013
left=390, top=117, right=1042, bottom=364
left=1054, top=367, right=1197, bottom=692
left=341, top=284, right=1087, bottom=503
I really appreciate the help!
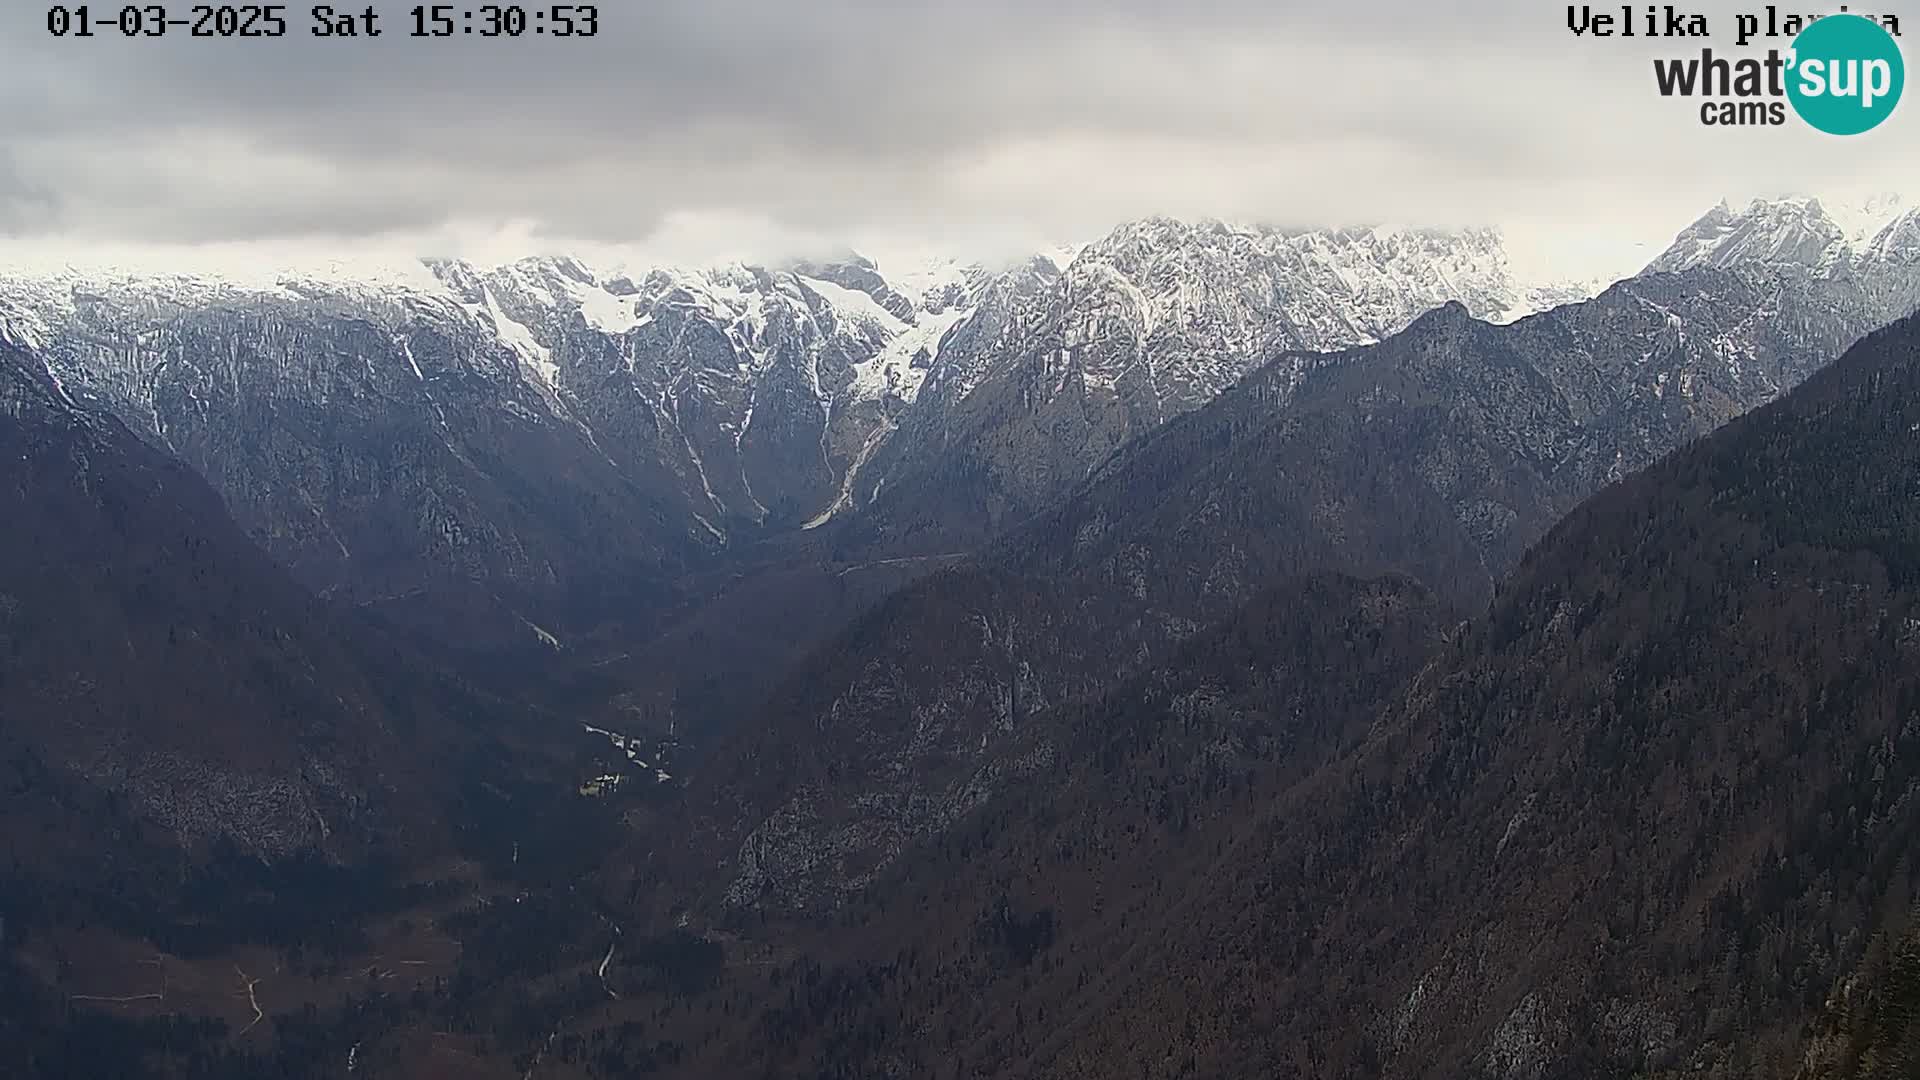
left=0, top=339, right=470, bottom=862
left=699, top=568, right=1199, bottom=913
left=837, top=219, right=1592, bottom=551
left=429, top=254, right=945, bottom=533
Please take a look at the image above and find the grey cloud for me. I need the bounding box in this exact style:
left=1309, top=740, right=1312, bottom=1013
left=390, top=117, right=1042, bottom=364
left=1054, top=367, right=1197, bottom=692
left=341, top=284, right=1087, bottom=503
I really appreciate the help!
left=0, top=150, right=57, bottom=234
left=2, top=0, right=1914, bottom=259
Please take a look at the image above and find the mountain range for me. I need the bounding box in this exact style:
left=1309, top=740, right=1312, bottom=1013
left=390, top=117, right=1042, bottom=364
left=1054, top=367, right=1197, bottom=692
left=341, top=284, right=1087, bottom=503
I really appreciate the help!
left=0, top=219, right=1597, bottom=638
left=3, top=191, right=1920, bottom=1078
left=2, top=195, right=1909, bottom=717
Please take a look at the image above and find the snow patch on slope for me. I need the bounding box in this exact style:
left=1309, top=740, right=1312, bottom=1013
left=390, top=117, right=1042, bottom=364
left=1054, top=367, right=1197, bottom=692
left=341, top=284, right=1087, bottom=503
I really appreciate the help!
left=1823, top=192, right=1908, bottom=250
left=480, top=287, right=560, bottom=388
left=851, top=307, right=970, bottom=403
left=799, top=275, right=908, bottom=338
left=869, top=255, right=985, bottom=315
left=573, top=283, right=647, bottom=334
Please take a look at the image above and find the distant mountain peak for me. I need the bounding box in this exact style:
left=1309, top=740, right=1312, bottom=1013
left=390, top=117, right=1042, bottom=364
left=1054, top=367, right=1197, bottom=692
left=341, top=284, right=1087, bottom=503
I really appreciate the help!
left=1647, top=192, right=1911, bottom=275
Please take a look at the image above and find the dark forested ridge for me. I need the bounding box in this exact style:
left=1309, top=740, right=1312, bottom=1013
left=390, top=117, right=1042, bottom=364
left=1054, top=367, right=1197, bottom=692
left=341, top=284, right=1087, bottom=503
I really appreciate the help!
left=0, top=340, right=581, bottom=869
left=1029, top=310, right=1920, bottom=1077
left=999, top=264, right=1904, bottom=615
left=2, top=342, right=416, bottom=860
left=1794, top=916, right=1920, bottom=1080
left=0, top=342, right=596, bottom=1077
left=593, top=571, right=1457, bottom=1078
left=681, top=565, right=1202, bottom=914
left=666, top=261, right=1910, bottom=963
left=1038, top=308, right=1920, bottom=1078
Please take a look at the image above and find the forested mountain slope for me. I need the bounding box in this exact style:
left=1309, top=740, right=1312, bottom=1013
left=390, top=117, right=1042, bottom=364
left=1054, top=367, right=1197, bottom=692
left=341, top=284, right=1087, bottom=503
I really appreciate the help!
left=629, top=310, right=1920, bottom=1080
left=0, top=341, right=592, bottom=1078
left=693, top=261, right=1914, bottom=912
left=0, top=340, right=451, bottom=864
left=1023, top=308, right=1920, bottom=1078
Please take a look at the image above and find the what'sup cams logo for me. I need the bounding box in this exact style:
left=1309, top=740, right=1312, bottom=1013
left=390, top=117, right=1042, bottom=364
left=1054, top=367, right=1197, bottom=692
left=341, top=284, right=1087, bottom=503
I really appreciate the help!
left=1567, top=6, right=1906, bottom=132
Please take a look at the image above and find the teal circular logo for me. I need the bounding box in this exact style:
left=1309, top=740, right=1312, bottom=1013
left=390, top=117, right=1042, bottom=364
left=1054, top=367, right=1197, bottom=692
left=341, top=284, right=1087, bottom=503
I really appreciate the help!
left=1787, top=14, right=1905, bottom=135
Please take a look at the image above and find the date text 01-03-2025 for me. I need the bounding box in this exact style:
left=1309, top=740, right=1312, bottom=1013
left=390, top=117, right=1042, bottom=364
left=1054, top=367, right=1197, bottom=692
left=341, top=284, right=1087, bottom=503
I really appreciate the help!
left=44, top=5, right=601, bottom=39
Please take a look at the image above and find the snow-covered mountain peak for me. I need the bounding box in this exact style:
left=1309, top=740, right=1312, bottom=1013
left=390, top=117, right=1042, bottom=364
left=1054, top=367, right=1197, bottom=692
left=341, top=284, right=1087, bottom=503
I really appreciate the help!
left=0, top=248, right=456, bottom=307
left=0, top=215, right=1621, bottom=420
left=1647, top=193, right=1912, bottom=275
left=1823, top=192, right=1907, bottom=248
left=1071, top=216, right=1603, bottom=331
left=868, top=255, right=990, bottom=316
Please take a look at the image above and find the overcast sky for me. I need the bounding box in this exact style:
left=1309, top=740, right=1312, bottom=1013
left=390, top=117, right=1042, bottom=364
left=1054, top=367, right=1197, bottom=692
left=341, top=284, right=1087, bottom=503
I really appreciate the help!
left=4, top=1, right=1914, bottom=277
